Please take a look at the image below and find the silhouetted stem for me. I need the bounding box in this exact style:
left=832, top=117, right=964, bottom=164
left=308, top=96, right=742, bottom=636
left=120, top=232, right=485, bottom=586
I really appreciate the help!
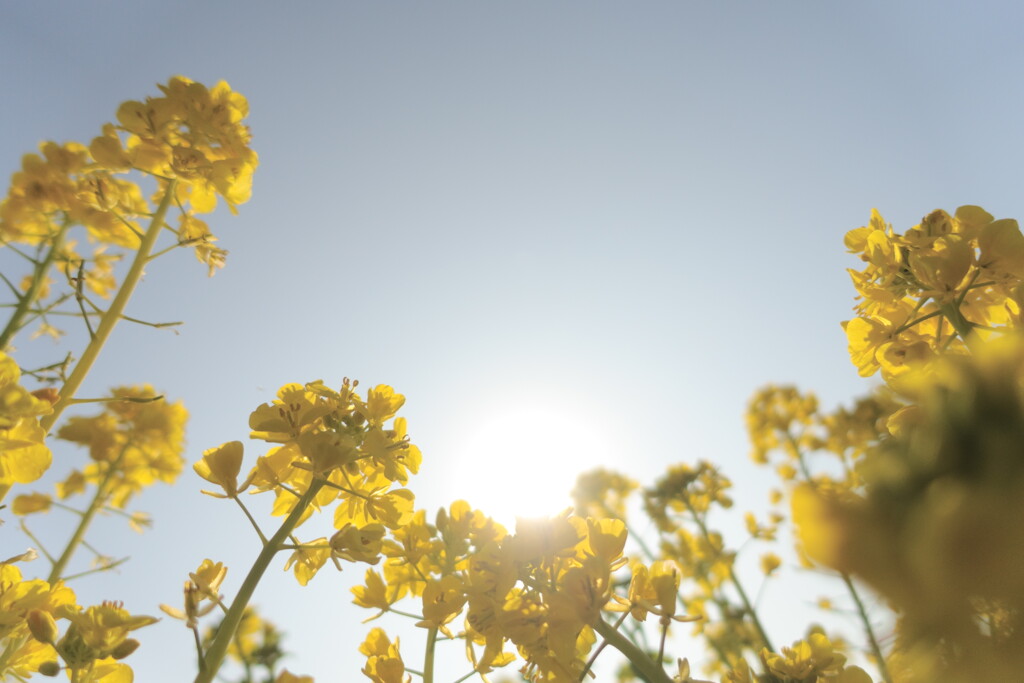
left=593, top=617, right=673, bottom=683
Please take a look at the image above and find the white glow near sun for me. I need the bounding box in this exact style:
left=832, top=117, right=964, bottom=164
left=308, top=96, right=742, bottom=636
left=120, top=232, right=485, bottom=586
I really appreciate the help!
left=449, top=405, right=612, bottom=528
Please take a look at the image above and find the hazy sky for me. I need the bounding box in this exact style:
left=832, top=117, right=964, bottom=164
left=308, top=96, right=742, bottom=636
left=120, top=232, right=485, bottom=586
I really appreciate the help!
left=3, top=2, right=1023, bottom=681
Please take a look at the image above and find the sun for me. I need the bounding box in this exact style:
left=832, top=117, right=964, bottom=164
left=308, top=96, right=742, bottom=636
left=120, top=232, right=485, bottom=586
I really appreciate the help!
left=447, top=403, right=613, bottom=528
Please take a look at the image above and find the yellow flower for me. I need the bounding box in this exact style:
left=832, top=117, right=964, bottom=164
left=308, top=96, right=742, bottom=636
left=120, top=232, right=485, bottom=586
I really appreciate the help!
left=159, top=560, right=226, bottom=628
left=359, top=628, right=408, bottom=683
left=627, top=560, right=688, bottom=623
left=283, top=539, right=331, bottom=586
left=504, top=511, right=582, bottom=563
left=249, top=383, right=331, bottom=442
left=907, top=234, right=973, bottom=298
left=582, top=517, right=627, bottom=565
left=760, top=633, right=848, bottom=680
left=360, top=385, right=406, bottom=425
left=977, top=217, right=1024, bottom=280
left=0, top=352, right=53, bottom=490
left=56, top=601, right=156, bottom=664
left=11, top=492, right=52, bottom=515
left=760, top=552, right=782, bottom=576
left=336, top=487, right=415, bottom=530
left=0, top=419, right=52, bottom=490
left=194, top=441, right=250, bottom=497
left=351, top=569, right=394, bottom=619
left=416, top=575, right=466, bottom=636
left=56, top=386, right=187, bottom=509
left=330, top=523, right=386, bottom=564
left=571, top=468, right=637, bottom=519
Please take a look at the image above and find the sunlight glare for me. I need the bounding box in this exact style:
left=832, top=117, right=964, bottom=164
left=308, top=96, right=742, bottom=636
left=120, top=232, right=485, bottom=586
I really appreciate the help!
left=449, top=405, right=612, bottom=528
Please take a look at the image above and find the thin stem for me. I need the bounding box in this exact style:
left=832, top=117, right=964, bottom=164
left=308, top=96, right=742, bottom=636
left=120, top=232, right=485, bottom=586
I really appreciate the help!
left=840, top=573, right=893, bottom=683
left=192, top=626, right=205, bottom=674
left=194, top=478, right=326, bottom=683
left=725, top=563, right=775, bottom=653
left=685, top=503, right=775, bottom=654
left=0, top=270, right=22, bottom=297
left=0, top=239, right=35, bottom=262
left=423, top=626, right=438, bottom=683
left=939, top=301, right=977, bottom=350
left=72, top=260, right=95, bottom=339
left=18, top=520, right=53, bottom=562
left=954, top=269, right=982, bottom=308
left=787, top=429, right=891, bottom=683
left=384, top=607, right=424, bottom=620
left=0, top=217, right=71, bottom=350
left=592, top=617, right=673, bottom=683
left=581, top=611, right=630, bottom=681
left=233, top=497, right=269, bottom=546
left=892, top=308, right=942, bottom=336
left=61, top=556, right=129, bottom=582
left=47, top=447, right=127, bottom=582
left=39, top=179, right=177, bottom=434
left=81, top=291, right=183, bottom=328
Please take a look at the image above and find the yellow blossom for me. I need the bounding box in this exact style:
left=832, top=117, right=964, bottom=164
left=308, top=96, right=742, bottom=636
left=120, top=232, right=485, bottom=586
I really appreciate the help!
left=11, top=492, right=52, bottom=515
left=194, top=441, right=250, bottom=497
left=330, top=523, right=386, bottom=564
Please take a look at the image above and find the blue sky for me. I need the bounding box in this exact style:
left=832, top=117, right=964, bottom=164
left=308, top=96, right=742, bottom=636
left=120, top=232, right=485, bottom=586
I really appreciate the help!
left=3, top=2, right=1023, bottom=680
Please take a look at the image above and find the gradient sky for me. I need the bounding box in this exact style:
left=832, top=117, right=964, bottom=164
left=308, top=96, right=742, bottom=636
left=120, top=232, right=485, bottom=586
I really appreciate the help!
left=3, top=2, right=1023, bottom=681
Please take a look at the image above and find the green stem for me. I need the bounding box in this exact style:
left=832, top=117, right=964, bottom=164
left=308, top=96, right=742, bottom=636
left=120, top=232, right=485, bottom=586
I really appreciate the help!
left=892, top=308, right=942, bottom=336
left=788, top=430, right=891, bottom=682
left=580, top=611, right=629, bottom=681
left=423, top=626, right=438, bottom=683
left=592, top=617, right=673, bottom=683
left=687, top=505, right=775, bottom=654
left=725, top=563, right=775, bottom=653
left=194, top=478, right=325, bottom=683
left=939, top=302, right=977, bottom=350
left=39, top=180, right=177, bottom=434
left=0, top=217, right=71, bottom=350
left=840, top=573, right=892, bottom=683
left=47, top=446, right=127, bottom=582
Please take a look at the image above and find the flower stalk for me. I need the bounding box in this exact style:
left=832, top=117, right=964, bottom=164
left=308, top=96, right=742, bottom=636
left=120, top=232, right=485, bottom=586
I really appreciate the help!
left=194, top=477, right=326, bottom=683
left=40, top=179, right=177, bottom=433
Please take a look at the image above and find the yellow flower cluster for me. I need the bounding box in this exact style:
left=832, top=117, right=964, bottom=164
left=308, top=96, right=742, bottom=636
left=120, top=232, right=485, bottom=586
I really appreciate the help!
left=349, top=502, right=638, bottom=682
left=639, top=462, right=776, bottom=676
left=780, top=206, right=1024, bottom=680
left=843, top=206, right=1024, bottom=380
left=753, top=633, right=870, bottom=683
left=196, top=380, right=421, bottom=587
left=0, top=75, right=257, bottom=327
left=21, top=385, right=188, bottom=511
left=571, top=467, right=638, bottom=520
left=0, top=140, right=146, bottom=248
left=0, top=558, right=156, bottom=682
left=795, top=335, right=1024, bottom=678
left=108, top=77, right=256, bottom=212
left=745, top=384, right=900, bottom=527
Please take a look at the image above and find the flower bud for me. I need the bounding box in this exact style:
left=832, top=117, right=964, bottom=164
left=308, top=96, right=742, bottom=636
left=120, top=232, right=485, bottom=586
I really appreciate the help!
left=37, top=661, right=61, bottom=676
left=30, top=387, right=60, bottom=406
left=111, top=638, right=140, bottom=660
left=27, top=609, right=59, bottom=645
